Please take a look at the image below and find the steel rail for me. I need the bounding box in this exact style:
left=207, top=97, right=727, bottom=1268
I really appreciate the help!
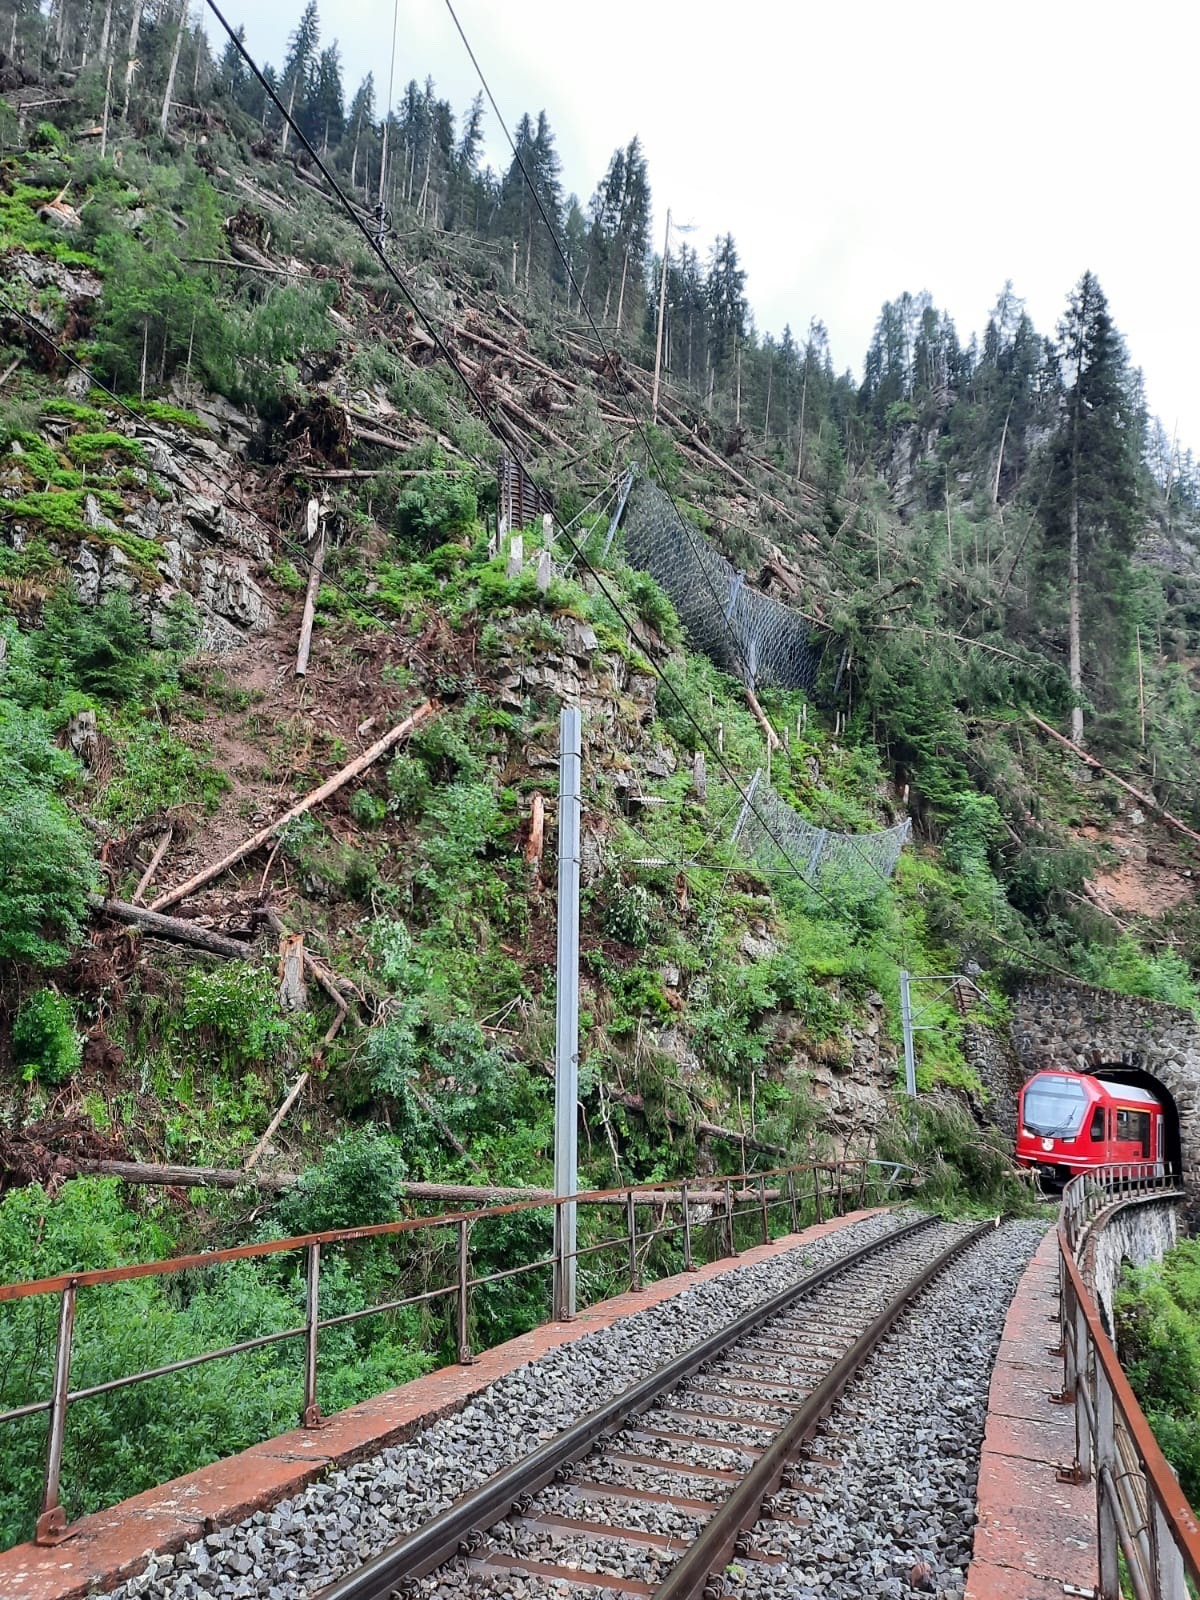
left=312, top=1214, right=941, bottom=1600
left=652, top=1218, right=995, bottom=1600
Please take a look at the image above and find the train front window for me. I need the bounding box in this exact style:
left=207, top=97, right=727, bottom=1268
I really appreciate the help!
left=1023, top=1077, right=1088, bottom=1137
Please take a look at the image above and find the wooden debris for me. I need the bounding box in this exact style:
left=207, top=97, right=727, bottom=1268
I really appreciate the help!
left=524, top=792, right=545, bottom=868
left=67, top=1160, right=758, bottom=1206
left=132, top=827, right=173, bottom=905
left=1027, top=711, right=1200, bottom=850
left=295, top=519, right=325, bottom=677
left=150, top=700, right=438, bottom=911
left=88, top=895, right=251, bottom=959
left=244, top=1072, right=309, bottom=1172
left=278, top=931, right=307, bottom=1011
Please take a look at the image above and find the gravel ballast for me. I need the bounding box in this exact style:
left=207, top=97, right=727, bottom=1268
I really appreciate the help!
left=110, top=1208, right=912, bottom=1599
left=729, top=1216, right=1046, bottom=1600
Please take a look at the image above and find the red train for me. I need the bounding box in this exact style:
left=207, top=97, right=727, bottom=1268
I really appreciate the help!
left=1016, top=1070, right=1166, bottom=1185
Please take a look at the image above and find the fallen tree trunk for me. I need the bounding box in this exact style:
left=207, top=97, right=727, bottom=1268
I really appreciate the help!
left=131, top=826, right=172, bottom=905
left=88, top=895, right=251, bottom=959
left=1027, top=711, right=1200, bottom=850
left=294, top=525, right=325, bottom=678
left=68, top=1160, right=771, bottom=1207
left=150, top=700, right=438, bottom=911
left=608, top=1089, right=788, bottom=1158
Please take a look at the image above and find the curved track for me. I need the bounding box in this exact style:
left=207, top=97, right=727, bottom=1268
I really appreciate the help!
left=314, top=1215, right=992, bottom=1600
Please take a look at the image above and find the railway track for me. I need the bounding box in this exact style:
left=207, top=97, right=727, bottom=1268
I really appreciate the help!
left=314, top=1214, right=993, bottom=1600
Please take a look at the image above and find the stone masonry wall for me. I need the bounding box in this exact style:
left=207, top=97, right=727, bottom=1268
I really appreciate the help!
left=1086, top=1197, right=1181, bottom=1335
left=1012, top=976, right=1200, bottom=1218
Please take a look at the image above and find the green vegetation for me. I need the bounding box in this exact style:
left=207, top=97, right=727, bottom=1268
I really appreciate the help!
left=0, top=12, right=1196, bottom=1551
left=11, top=989, right=82, bottom=1084
left=1115, top=1238, right=1200, bottom=1503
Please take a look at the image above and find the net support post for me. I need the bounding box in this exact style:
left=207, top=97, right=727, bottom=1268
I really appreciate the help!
left=552, top=705, right=582, bottom=1321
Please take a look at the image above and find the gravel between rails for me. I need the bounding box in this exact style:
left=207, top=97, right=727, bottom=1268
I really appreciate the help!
left=110, top=1208, right=912, bottom=1600
left=730, top=1216, right=1047, bottom=1600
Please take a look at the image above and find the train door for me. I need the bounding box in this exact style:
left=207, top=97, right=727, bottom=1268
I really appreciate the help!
left=1113, top=1106, right=1152, bottom=1161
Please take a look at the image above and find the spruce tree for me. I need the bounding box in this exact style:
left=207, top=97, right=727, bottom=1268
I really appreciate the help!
left=1042, top=272, right=1140, bottom=747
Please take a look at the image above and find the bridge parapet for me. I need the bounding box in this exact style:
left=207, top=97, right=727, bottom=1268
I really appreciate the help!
left=1056, top=1166, right=1199, bottom=1598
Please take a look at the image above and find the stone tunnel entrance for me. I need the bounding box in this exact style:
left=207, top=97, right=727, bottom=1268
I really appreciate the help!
left=1091, top=1064, right=1183, bottom=1176
left=1010, top=976, right=1200, bottom=1219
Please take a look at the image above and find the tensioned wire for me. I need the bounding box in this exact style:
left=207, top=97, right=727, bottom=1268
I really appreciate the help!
left=29, top=12, right=915, bottom=976
left=437, top=7, right=913, bottom=923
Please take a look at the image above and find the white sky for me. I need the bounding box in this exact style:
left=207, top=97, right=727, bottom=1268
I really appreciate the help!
left=220, top=0, right=1200, bottom=453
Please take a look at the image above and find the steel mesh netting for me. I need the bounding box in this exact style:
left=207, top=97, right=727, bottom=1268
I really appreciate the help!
left=618, top=475, right=826, bottom=691
left=731, top=770, right=912, bottom=886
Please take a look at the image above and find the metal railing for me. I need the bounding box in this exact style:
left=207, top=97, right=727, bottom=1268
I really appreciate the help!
left=0, top=1157, right=904, bottom=1545
left=1056, top=1165, right=1200, bottom=1599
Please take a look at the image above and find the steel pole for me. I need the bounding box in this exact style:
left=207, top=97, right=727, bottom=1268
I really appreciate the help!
left=900, top=969, right=918, bottom=1097
left=552, top=706, right=582, bottom=1319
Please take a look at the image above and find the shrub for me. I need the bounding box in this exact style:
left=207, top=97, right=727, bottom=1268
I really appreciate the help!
left=395, top=471, right=477, bottom=550
left=32, top=594, right=156, bottom=704
left=276, top=1128, right=405, bottom=1235
left=181, top=963, right=292, bottom=1067
left=102, top=722, right=229, bottom=825
left=11, top=989, right=81, bottom=1083
left=350, top=788, right=387, bottom=829
left=0, top=703, right=96, bottom=966
left=602, top=880, right=654, bottom=947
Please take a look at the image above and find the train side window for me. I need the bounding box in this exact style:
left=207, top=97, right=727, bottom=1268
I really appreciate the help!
left=1089, top=1107, right=1105, bottom=1142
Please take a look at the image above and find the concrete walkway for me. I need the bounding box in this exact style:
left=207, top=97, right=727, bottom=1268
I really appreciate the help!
left=965, top=1227, right=1098, bottom=1599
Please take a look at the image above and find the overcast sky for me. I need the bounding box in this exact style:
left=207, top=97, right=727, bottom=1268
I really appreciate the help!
left=221, top=0, right=1200, bottom=454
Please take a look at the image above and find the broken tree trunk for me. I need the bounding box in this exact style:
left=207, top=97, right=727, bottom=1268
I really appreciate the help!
left=67, top=1161, right=763, bottom=1206
left=745, top=685, right=781, bottom=750
left=261, top=908, right=349, bottom=1045
left=524, top=792, right=545, bottom=868
left=150, top=701, right=438, bottom=911
left=88, top=895, right=251, bottom=959
left=131, top=827, right=172, bottom=905
left=244, top=1072, right=309, bottom=1171
left=294, top=523, right=325, bottom=677
left=1027, top=712, right=1200, bottom=850
left=278, top=931, right=307, bottom=1011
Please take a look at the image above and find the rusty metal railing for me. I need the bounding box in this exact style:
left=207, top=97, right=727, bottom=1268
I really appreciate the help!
left=1056, top=1165, right=1200, bottom=1599
left=0, top=1157, right=904, bottom=1545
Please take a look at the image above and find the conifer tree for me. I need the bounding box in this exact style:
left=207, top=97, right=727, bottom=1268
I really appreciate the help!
left=1042, top=272, right=1140, bottom=746
left=279, top=0, right=319, bottom=150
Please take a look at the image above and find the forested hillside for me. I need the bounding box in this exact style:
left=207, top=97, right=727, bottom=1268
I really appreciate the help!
left=0, top=0, right=1198, bottom=1541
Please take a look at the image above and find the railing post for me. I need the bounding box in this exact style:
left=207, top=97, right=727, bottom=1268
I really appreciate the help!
left=1095, top=1370, right=1120, bottom=1600
left=35, top=1281, right=76, bottom=1545
left=724, top=1180, right=737, bottom=1257
left=456, top=1218, right=475, bottom=1365
left=301, top=1243, right=322, bottom=1428
left=787, top=1169, right=800, bottom=1235
left=626, top=1191, right=642, bottom=1291
left=813, top=1164, right=824, bottom=1224
left=856, top=1161, right=868, bottom=1207
left=758, top=1177, right=770, bottom=1245
left=681, top=1180, right=696, bottom=1272
left=1149, top=1496, right=1188, bottom=1598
